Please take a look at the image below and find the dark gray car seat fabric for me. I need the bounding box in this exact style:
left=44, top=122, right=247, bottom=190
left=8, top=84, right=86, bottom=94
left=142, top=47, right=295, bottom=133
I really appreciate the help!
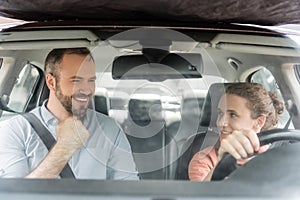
left=94, top=88, right=110, bottom=115
left=123, top=97, right=177, bottom=179
left=175, top=83, right=230, bottom=180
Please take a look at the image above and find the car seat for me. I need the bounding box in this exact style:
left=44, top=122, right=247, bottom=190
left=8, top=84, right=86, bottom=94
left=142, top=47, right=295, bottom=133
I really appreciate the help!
left=123, top=94, right=178, bottom=179
left=166, top=90, right=208, bottom=154
left=94, top=87, right=110, bottom=115
left=175, top=83, right=231, bottom=180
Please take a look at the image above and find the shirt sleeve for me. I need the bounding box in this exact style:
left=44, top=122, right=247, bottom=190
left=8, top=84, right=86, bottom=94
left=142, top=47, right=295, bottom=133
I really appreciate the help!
left=0, top=117, right=30, bottom=178
left=188, top=147, right=218, bottom=181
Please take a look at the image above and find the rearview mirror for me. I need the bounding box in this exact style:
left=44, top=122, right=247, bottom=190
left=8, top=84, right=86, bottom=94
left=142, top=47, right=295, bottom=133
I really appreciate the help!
left=112, top=52, right=202, bottom=81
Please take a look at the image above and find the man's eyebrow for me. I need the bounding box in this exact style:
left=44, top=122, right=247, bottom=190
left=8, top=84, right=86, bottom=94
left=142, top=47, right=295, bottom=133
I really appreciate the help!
left=68, top=76, right=83, bottom=80
left=227, top=109, right=236, bottom=112
left=68, top=76, right=97, bottom=79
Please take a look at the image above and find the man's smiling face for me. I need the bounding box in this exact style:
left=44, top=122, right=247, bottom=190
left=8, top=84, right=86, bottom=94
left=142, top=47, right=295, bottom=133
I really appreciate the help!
left=55, top=53, right=96, bottom=120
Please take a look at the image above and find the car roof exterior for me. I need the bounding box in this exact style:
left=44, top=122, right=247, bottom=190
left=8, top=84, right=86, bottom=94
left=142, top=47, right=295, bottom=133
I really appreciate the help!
left=0, top=0, right=300, bottom=26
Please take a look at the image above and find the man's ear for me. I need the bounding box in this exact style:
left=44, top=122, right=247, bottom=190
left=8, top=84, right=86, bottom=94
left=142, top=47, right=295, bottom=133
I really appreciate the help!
left=254, top=115, right=266, bottom=132
left=45, top=73, right=56, bottom=91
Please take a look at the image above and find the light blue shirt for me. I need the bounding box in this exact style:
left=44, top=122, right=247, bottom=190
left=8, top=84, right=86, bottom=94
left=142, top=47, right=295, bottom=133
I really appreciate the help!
left=0, top=101, right=138, bottom=180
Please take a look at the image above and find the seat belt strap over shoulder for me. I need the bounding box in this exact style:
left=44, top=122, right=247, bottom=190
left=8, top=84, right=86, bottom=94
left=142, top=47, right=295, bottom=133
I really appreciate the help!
left=22, top=113, right=75, bottom=179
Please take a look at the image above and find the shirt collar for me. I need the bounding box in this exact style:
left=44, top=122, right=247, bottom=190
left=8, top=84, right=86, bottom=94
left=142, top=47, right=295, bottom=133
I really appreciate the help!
left=40, top=100, right=92, bottom=127
left=40, top=100, right=59, bottom=126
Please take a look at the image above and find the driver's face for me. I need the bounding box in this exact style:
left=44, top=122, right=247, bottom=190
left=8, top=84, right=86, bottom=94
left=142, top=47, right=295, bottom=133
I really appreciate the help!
left=216, top=94, right=259, bottom=141
left=55, top=53, right=96, bottom=120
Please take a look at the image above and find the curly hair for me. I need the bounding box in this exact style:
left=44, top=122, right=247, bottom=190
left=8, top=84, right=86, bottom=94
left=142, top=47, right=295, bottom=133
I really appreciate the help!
left=226, top=83, right=284, bottom=131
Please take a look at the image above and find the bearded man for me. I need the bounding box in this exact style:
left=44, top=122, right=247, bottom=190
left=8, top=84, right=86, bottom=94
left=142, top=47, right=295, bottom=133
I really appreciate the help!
left=0, top=48, right=138, bottom=180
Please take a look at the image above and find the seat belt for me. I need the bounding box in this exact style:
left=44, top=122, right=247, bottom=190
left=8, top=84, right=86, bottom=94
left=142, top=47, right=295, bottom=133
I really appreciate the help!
left=284, top=113, right=293, bottom=130
left=22, top=113, right=75, bottom=179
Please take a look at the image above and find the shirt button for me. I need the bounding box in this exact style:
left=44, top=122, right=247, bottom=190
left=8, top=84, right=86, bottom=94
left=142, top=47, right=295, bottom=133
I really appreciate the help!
left=50, top=119, right=58, bottom=126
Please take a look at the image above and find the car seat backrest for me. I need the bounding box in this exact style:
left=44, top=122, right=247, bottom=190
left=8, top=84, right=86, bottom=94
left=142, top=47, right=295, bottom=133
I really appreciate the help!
left=124, top=95, right=177, bottom=180
left=175, top=82, right=233, bottom=180
left=199, top=83, right=232, bottom=129
left=38, top=83, right=49, bottom=107
left=175, top=131, right=219, bottom=180
left=166, top=90, right=207, bottom=154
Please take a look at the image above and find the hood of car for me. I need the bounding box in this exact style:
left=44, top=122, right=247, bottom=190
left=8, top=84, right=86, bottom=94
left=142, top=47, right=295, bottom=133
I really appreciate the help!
left=0, top=0, right=299, bottom=26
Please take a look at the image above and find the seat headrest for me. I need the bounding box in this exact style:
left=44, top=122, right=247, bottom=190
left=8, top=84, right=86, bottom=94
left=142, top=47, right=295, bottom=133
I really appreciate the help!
left=94, top=88, right=110, bottom=115
left=181, top=90, right=206, bottom=118
left=200, top=83, right=232, bottom=127
left=128, top=95, right=163, bottom=124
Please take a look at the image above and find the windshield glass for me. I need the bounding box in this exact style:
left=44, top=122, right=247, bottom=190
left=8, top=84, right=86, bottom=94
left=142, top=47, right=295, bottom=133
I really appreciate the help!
left=0, top=23, right=300, bottom=199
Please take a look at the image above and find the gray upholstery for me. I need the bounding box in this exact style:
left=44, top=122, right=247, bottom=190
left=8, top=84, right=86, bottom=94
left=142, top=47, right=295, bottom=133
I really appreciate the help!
left=166, top=90, right=207, bottom=154
left=175, top=82, right=232, bottom=180
left=123, top=96, right=177, bottom=179
left=94, top=88, right=110, bottom=115
left=199, top=83, right=231, bottom=128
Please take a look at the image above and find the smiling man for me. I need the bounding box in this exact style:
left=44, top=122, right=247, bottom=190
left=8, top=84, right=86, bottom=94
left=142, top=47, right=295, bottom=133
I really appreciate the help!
left=45, top=48, right=96, bottom=122
left=0, top=48, right=138, bottom=180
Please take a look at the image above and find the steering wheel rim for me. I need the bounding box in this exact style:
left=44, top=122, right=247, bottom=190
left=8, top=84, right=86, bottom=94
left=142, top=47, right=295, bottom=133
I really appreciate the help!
left=211, top=128, right=300, bottom=181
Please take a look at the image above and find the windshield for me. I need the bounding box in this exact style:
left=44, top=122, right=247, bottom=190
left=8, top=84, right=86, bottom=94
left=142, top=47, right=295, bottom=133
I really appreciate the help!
left=0, top=24, right=299, bottom=199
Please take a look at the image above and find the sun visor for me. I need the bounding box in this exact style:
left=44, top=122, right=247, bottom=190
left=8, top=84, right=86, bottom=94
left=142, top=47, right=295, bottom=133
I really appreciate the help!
left=112, top=52, right=202, bottom=81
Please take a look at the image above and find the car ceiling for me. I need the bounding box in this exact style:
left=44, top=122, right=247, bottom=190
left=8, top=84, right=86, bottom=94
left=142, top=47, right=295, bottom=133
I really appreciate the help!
left=0, top=0, right=299, bottom=89
left=0, top=0, right=300, bottom=26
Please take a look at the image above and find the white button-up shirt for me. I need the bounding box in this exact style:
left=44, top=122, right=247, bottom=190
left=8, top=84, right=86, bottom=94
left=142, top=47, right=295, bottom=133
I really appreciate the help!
left=0, top=101, right=138, bottom=180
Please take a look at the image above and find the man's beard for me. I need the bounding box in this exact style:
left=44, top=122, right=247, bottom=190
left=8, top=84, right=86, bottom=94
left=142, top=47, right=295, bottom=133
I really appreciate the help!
left=55, top=83, right=92, bottom=121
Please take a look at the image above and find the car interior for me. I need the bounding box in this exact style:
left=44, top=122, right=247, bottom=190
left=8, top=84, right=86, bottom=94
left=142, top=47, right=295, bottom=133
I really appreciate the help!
left=0, top=22, right=300, bottom=199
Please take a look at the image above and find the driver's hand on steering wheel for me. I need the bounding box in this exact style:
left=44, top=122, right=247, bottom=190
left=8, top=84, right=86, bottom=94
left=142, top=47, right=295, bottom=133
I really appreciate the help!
left=217, top=129, right=260, bottom=162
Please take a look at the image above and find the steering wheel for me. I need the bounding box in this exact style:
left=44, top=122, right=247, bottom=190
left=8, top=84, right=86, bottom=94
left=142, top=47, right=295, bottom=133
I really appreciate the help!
left=211, top=128, right=300, bottom=181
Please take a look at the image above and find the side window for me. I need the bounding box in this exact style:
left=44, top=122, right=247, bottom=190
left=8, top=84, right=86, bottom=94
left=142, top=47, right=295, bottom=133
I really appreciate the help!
left=295, top=64, right=300, bottom=84
left=250, top=68, right=292, bottom=128
left=7, top=64, right=40, bottom=112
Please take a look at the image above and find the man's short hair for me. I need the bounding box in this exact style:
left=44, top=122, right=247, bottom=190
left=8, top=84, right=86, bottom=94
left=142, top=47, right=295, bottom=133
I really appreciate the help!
left=44, top=47, right=93, bottom=79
